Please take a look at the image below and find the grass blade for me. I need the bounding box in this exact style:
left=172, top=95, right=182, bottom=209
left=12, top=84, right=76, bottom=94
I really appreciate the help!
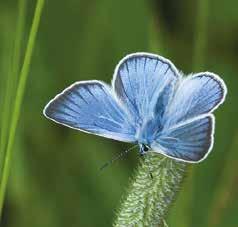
left=0, top=0, right=26, bottom=178
left=0, top=0, right=45, bottom=217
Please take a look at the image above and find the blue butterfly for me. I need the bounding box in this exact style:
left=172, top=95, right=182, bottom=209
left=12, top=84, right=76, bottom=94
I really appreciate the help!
left=43, top=53, right=227, bottom=163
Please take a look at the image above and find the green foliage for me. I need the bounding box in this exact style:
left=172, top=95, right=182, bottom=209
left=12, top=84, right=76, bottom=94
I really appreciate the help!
left=114, top=153, right=186, bottom=227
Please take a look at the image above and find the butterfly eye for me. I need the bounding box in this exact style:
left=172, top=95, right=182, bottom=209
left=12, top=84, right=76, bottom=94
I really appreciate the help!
left=143, top=144, right=150, bottom=152
left=139, top=144, right=150, bottom=155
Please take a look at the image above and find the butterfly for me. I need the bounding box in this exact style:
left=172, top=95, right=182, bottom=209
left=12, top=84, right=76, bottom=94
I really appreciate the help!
left=43, top=52, right=227, bottom=163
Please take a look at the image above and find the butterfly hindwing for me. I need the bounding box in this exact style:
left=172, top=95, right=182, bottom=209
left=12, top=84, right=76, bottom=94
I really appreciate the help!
left=44, top=81, right=136, bottom=142
left=152, top=115, right=214, bottom=162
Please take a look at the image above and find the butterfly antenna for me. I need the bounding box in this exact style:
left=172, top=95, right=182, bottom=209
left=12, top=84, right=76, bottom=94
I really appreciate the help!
left=99, top=145, right=138, bottom=171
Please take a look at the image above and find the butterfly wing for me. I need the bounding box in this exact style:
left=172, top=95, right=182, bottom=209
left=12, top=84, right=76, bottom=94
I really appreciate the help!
left=44, top=81, right=136, bottom=142
left=113, top=53, right=181, bottom=125
left=152, top=115, right=214, bottom=162
left=151, top=73, right=227, bottom=162
left=162, top=73, right=227, bottom=128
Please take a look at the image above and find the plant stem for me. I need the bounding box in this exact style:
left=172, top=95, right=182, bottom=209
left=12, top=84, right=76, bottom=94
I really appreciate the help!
left=0, top=0, right=45, bottom=217
left=114, top=153, right=187, bottom=227
left=0, top=0, right=26, bottom=177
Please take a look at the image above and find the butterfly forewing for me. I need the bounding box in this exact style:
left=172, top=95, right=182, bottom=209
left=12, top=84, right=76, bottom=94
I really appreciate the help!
left=113, top=53, right=181, bottom=124
left=163, top=73, right=226, bottom=128
left=44, top=81, right=136, bottom=142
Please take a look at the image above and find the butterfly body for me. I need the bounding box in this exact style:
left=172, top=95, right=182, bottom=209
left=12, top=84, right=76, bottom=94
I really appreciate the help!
left=44, top=53, right=227, bottom=163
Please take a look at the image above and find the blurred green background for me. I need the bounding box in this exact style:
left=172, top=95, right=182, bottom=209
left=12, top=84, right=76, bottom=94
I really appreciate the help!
left=0, top=0, right=237, bottom=226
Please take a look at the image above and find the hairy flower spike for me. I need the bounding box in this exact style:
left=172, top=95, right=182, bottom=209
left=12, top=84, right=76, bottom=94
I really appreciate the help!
left=114, top=153, right=187, bottom=227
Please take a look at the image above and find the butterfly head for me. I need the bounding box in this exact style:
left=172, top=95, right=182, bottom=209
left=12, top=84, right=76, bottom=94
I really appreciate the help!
left=139, top=144, right=150, bottom=156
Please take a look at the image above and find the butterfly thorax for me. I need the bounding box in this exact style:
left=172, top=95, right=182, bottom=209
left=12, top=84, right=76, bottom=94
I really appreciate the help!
left=136, top=116, right=163, bottom=152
